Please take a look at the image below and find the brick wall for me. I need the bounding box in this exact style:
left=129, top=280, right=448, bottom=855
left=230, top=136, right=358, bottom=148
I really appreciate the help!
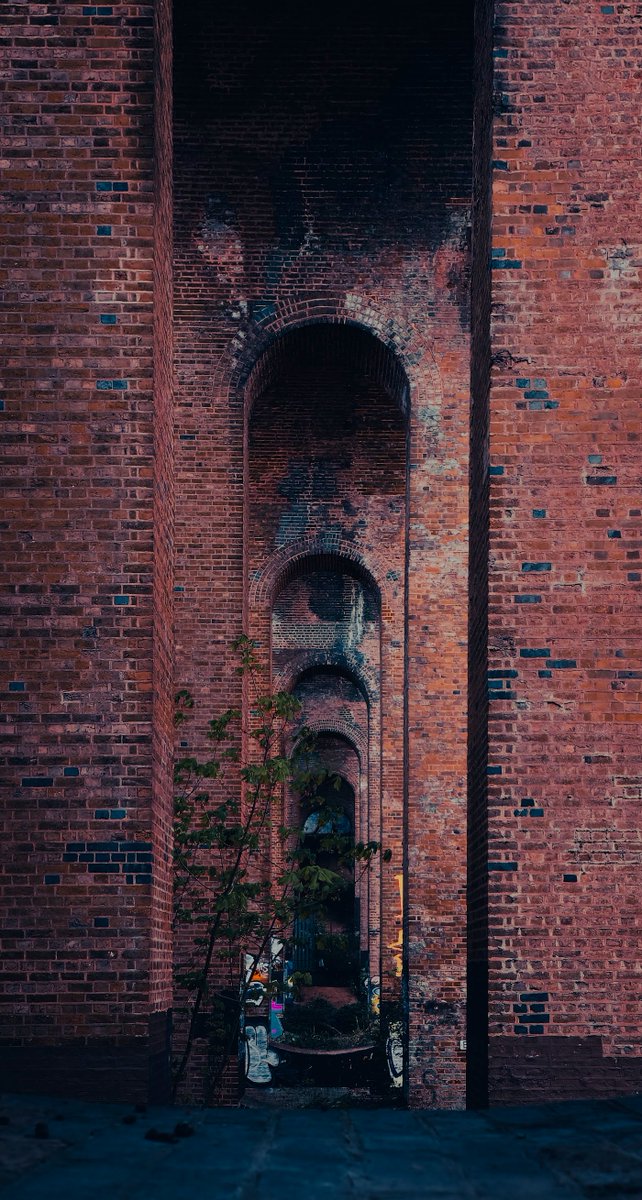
left=9, top=0, right=640, bottom=1113
left=487, top=0, right=642, bottom=1103
left=467, top=0, right=493, bottom=1110
left=150, top=0, right=174, bottom=1055
left=0, top=1, right=173, bottom=1101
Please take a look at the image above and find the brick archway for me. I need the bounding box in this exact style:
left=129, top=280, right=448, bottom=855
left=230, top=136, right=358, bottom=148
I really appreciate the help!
left=244, top=316, right=407, bottom=1030
left=214, top=301, right=444, bottom=429
left=251, top=541, right=392, bottom=627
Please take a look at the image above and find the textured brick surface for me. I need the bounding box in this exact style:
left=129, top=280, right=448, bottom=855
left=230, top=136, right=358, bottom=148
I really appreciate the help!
left=0, top=0, right=173, bottom=1100
left=4, top=0, right=642, bottom=1112
left=487, top=0, right=642, bottom=1103
left=467, top=0, right=493, bottom=1110
left=150, top=0, right=174, bottom=1045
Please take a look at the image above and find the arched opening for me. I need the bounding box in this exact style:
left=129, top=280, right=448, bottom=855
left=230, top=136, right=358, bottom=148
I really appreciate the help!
left=244, top=321, right=408, bottom=1095
left=293, top=774, right=358, bottom=996
left=244, top=321, right=410, bottom=423
left=246, top=323, right=408, bottom=587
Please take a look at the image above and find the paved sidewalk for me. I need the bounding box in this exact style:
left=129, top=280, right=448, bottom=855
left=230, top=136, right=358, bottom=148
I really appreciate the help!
left=2, top=1091, right=642, bottom=1198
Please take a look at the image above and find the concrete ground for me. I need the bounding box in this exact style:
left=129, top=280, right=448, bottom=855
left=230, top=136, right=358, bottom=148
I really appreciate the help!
left=2, top=1090, right=642, bottom=1198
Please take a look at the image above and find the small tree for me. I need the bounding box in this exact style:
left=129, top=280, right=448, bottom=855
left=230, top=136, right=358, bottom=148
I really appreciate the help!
left=172, top=636, right=386, bottom=1100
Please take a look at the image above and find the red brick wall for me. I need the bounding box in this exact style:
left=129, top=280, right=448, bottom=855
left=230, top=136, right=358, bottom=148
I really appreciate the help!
left=149, top=0, right=174, bottom=1076
left=487, top=0, right=642, bottom=1103
left=0, top=1, right=173, bottom=1101
left=466, top=0, right=493, bottom=1110
left=12, top=0, right=641, bottom=1113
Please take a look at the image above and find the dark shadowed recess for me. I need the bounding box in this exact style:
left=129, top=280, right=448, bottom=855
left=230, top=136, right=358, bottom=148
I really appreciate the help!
left=174, top=0, right=474, bottom=252
left=245, top=323, right=410, bottom=422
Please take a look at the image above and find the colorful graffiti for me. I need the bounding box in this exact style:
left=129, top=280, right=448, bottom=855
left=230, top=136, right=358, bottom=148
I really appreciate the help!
left=386, top=1019, right=403, bottom=1088
left=243, top=954, right=269, bottom=1006
left=270, top=1000, right=284, bottom=1038
left=244, top=1023, right=280, bottom=1084
left=365, top=974, right=381, bottom=1016
left=242, top=937, right=286, bottom=1084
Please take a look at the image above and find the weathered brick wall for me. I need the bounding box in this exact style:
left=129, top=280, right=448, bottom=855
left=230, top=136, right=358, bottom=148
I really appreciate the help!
left=174, top=0, right=474, bottom=1106
left=487, top=0, right=642, bottom=1103
left=5, top=0, right=639, bottom=1113
left=0, top=1, right=173, bottom=1101
left=149, top=0, right=174, bottom=1087
left=467, top=0, right=493, bottom=1110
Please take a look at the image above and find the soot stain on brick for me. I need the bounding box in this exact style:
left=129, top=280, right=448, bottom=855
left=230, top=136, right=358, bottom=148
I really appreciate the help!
left=362, top=589, right=378, bottom=624
left=307, top=571, right=349, bottom=623
left=276, top=501, right=309, bottom=547
left=277, top=462, right=309, bottom=501
left=266, top=154, right=308, bottom=282
left=175, top=6, right=472, bottom=253
left=311, top=458, right=339, bottom=500
left=514, top=991, right=550, bottom=1035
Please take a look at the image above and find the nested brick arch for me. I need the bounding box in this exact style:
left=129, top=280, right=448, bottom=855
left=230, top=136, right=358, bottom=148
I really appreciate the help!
left=274, top=654, right=375, bottom=713
left=286, top=669, right=371, bottom=818
left=285, top=724, right=363, bottom=805
left=210, top=298, right=444, bottom=424
left=243, top=297, right=407, bottom=1034
left=243, top=321, right=411, bottom=422
left=301, top=723, right=367, bottom=774
left=251, top=542, right=391, bottom=626
left=283, top=664, right=371, bottom=793
left=164, top=0, right=488, bottom=1113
